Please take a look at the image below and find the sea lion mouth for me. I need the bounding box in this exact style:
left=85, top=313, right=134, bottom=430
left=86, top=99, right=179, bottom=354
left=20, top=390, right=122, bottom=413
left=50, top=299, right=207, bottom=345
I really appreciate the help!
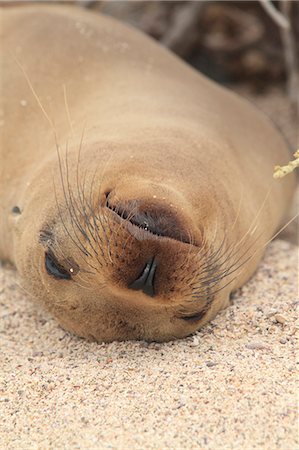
left=105, top=196, right=196, bottom=245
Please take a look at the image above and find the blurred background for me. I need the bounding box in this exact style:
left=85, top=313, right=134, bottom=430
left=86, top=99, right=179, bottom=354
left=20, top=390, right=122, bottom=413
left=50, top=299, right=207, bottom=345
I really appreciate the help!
left=85, top=1, right=298, bottom=87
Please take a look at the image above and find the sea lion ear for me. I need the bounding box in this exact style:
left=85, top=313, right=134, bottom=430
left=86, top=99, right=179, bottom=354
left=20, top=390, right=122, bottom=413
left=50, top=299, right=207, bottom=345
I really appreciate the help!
left=10, top=205, right=23, bottom=231
left=11, top=206, right=22, bottom=215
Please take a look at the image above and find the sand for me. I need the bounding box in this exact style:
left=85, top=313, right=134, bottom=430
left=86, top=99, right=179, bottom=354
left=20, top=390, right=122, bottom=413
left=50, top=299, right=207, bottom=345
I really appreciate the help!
left=0, top=240, right=298, bottom=449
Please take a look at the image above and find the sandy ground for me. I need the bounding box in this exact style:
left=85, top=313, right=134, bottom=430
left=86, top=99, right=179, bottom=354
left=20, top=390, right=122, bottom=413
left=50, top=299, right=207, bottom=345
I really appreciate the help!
left=0, top=240, right=298, bottom=449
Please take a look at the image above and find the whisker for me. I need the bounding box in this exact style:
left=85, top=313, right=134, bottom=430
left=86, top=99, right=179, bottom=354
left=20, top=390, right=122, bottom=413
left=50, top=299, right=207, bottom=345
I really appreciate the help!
left=13, top=55, right=56, bottom=133
left=53, top=178, right=91, bottom=258
left=231, top=184, right=245, bottom=231
left=63, top=83, right=74, bottom=135
left=232, top=183, right=273, bottom=252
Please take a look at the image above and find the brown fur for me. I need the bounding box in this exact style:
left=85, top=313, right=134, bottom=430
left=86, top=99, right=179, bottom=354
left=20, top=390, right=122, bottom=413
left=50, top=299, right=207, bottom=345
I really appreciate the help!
left=0, top=5, right=295, bottom=341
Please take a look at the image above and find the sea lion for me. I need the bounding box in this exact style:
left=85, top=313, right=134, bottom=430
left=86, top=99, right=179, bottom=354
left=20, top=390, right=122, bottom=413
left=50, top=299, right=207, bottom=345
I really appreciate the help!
left=0, top=4, right=295, bottom=342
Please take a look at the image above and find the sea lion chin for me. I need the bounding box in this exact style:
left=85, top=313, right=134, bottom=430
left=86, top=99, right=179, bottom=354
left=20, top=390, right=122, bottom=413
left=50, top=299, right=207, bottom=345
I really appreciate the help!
left=0, top=5, right=296, bottom=342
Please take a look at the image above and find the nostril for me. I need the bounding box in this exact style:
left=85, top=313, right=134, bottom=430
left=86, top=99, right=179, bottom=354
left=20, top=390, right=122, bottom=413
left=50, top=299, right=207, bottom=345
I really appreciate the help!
left=129, top=257, right=157, bottom=297
left=104, top=190, right=112, bottom=205
left=106, top=200, right=182, bottom=241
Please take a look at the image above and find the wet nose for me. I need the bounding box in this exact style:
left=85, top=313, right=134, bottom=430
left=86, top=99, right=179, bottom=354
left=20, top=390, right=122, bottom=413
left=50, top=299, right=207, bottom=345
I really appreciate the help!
left=129, top=257, right=157, bottom=297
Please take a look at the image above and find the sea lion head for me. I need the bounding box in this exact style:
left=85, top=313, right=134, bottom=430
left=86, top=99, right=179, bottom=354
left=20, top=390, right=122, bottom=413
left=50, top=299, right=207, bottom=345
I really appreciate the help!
left=11, top=137, right=237, bottom=342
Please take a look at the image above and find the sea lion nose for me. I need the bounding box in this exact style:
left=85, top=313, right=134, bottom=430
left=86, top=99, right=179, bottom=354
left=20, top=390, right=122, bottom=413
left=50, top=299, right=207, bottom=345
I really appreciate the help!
left=129, top=257, right=157, bottom=297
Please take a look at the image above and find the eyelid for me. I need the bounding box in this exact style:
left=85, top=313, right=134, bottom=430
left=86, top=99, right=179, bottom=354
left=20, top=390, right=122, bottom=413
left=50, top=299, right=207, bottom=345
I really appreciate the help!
left=45, top=251, right=72, bottom=280
left=180, top=312, right=205, bottom=323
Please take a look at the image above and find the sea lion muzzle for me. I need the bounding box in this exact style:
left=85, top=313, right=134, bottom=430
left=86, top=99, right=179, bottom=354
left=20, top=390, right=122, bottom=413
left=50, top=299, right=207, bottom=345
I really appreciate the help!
left=104, top=193, right=199, bottom=300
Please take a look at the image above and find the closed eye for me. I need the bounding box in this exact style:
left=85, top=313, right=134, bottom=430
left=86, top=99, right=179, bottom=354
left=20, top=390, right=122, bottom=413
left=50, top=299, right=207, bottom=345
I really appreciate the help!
left=45, top=251, right=71, bottom=280
left=180, top=311, right=205, bottom=323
